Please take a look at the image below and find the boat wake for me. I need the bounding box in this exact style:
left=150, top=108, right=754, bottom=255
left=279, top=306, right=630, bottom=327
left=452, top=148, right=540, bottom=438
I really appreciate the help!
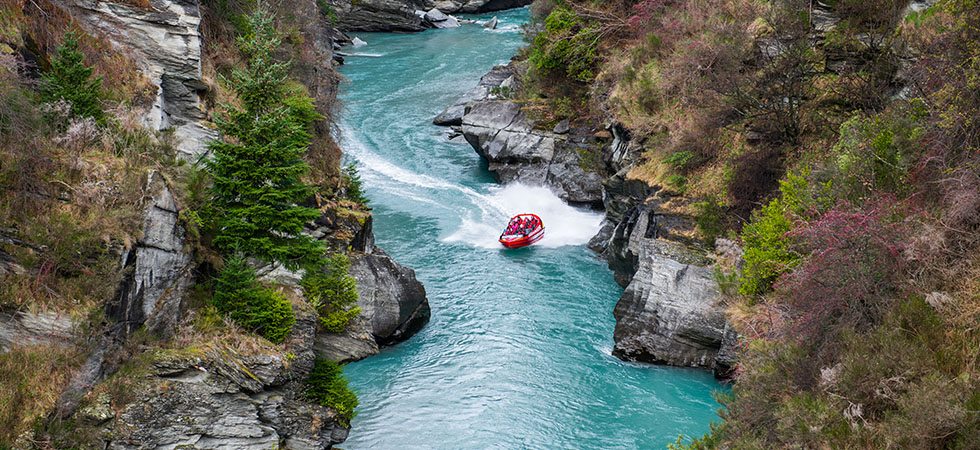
left=337, top=124, right=603, bottom=249
left=344, top=52, right=386, bottom=58
left=444, top=184, right=602, bottom=249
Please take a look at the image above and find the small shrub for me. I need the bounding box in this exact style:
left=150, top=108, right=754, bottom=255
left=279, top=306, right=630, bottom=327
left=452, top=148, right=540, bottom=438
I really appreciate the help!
left=315, top=0, right=338, bottom=24
left=663, top=150, right=696, bottom=171
left=302, top=253, right=361, bottom=333
left=694, top=196, right=726, bottom=243
left=737, top=170, right=833, bottom=297
left=666, top=174, right=688, bottom=193
left=212, top=256, right=295, bottom=344
left=306, top=358, right=358, bottom=425
left=40, top=31, right=104, bottom=124
left=738, top=197, right=797, bottom=297
left=832, top=106, right=926, bottom=202
left=528, top=5, right=601, bottom=82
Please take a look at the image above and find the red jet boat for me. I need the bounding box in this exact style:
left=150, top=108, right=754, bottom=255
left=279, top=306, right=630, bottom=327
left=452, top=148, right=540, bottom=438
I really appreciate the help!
left=499, top=213, right=545, bottom=249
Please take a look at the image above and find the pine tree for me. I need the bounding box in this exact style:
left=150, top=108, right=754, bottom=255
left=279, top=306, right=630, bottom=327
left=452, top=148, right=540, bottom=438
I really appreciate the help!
left=212, top=255, right=295, bottom=343
left=40, top=31, right=104, bottom=123
left=206, top=10, right=324, bottom=269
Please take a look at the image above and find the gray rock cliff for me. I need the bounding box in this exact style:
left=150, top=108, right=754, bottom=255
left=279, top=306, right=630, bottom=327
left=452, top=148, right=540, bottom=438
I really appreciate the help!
left=68, top=0, right=216, bottom=160
left=314, top=218, right=431, bottom=363
left=612, top=242, right=736, bottom=377
left=100, top=303, right=348, bottom=450
left=329, top=0, right=531, bottom=31
left=453, top=66, right=605, bottom=205
left=109, top=171, right=193, bottom=336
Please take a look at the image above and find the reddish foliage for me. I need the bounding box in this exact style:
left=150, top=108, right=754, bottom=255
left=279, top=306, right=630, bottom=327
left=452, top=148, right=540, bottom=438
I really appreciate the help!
left=626, top=0, right=671, bottom=33
left=774, top=203, right=906, bottom=352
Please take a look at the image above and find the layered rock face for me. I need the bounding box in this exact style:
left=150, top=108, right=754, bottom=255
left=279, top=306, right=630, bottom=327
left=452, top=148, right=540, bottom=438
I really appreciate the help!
left=612, top=242, right=736, bottom=377
left=331, top=0, right=430, bottom=32
left=109, top=171, right=193, bottom=336
left=329, top=0, right=531, bottom=31
left=314, top=217, right=431, bottom=363
left=68, top=0, right=216, bottom=159
left=434, top=0, right=531, bottom=13
left=438, top=63, right=736, bottom=376
left=445, top=65, right=605, bottom=205
left=0, top=311, right=74, bottom=352
left=596, top=139, right=737, bottom=379
left=96, top=304, right=348, bottom=449
left=433, top=64, right=515, bottom=126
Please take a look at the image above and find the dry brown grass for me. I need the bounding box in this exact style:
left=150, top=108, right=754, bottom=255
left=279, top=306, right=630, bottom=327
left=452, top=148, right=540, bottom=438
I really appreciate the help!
left=0, top=65, right=170, bottom=316
left=0, top=0, right=156, bottom=107
left=0, top=344, right=84, bottom=445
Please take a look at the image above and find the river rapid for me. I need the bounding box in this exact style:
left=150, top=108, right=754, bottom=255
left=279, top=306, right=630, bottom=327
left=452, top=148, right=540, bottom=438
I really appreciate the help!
left=338, top=8, right=724, bottom=449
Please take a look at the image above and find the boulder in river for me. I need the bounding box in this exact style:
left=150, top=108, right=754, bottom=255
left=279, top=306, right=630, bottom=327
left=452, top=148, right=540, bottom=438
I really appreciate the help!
left=483, top=16, right=499, bottom=29
left=315, top=248, right=430, bottom=363
left=436, top=0, right=533, bottom=13
left=424, top=8, right=460, bottom=28
left=352, top=36, right=368, bottom=47
left=334, top=0, right=431, bottom=32
left=433, top=64, right=514, bottom=126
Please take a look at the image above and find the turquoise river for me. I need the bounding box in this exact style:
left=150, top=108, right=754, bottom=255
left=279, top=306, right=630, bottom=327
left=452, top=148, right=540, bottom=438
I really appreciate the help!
left=339, top=8, right=724, bottom=449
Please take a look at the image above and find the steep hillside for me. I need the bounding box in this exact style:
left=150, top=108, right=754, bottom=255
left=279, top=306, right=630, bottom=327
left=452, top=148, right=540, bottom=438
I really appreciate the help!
left=0, top=0, right=429, bottom=447
left=499, top=0, right=980, bottom=446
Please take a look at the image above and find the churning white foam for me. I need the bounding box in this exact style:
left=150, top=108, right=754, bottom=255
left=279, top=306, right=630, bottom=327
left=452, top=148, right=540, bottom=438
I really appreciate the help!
left=344, top=52, right=386, bottom=58
left=443, top=184, right=603, bottom=249
left=337, top=124, right=603, bottom=249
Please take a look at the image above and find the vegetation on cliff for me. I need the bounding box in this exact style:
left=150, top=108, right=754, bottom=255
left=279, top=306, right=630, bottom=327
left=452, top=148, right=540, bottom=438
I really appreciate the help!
left=307, top=357, right=359, bottom=425
left=524, top=0, right=979, bottom=446
left=0, top=0, right=362, bottom=443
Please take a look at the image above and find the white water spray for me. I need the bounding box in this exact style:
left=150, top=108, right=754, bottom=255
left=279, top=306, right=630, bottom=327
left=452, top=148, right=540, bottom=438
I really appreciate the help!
left=338, top=124, right=603, bottom=249
left=444, top=184, right=603, bottom=249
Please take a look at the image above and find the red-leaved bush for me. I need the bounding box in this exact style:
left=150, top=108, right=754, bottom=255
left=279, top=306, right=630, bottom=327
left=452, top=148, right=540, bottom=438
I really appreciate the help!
left=774, top=203, right=906, bottom=357
left=626, top=0, right=671, bottom=34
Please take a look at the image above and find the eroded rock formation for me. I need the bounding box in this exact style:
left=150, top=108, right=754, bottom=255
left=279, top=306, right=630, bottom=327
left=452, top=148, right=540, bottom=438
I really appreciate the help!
left=612, top=242, right=736, bottom=377
left=68, top=0, right=216, bottom=159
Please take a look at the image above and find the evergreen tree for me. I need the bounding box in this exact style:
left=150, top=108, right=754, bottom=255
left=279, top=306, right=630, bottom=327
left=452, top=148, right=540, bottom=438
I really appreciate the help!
left=206, top=10, right=324, bottom=269
left=40, top=31, right=104, bottom=123
left=212, top=255, right=295, bottom=343
left=342, top=163, right=369, bottom=205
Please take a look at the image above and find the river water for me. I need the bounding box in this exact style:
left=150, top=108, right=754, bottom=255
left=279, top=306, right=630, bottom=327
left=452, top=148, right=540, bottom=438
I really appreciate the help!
left=338, top=8, right=723, bottom=449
